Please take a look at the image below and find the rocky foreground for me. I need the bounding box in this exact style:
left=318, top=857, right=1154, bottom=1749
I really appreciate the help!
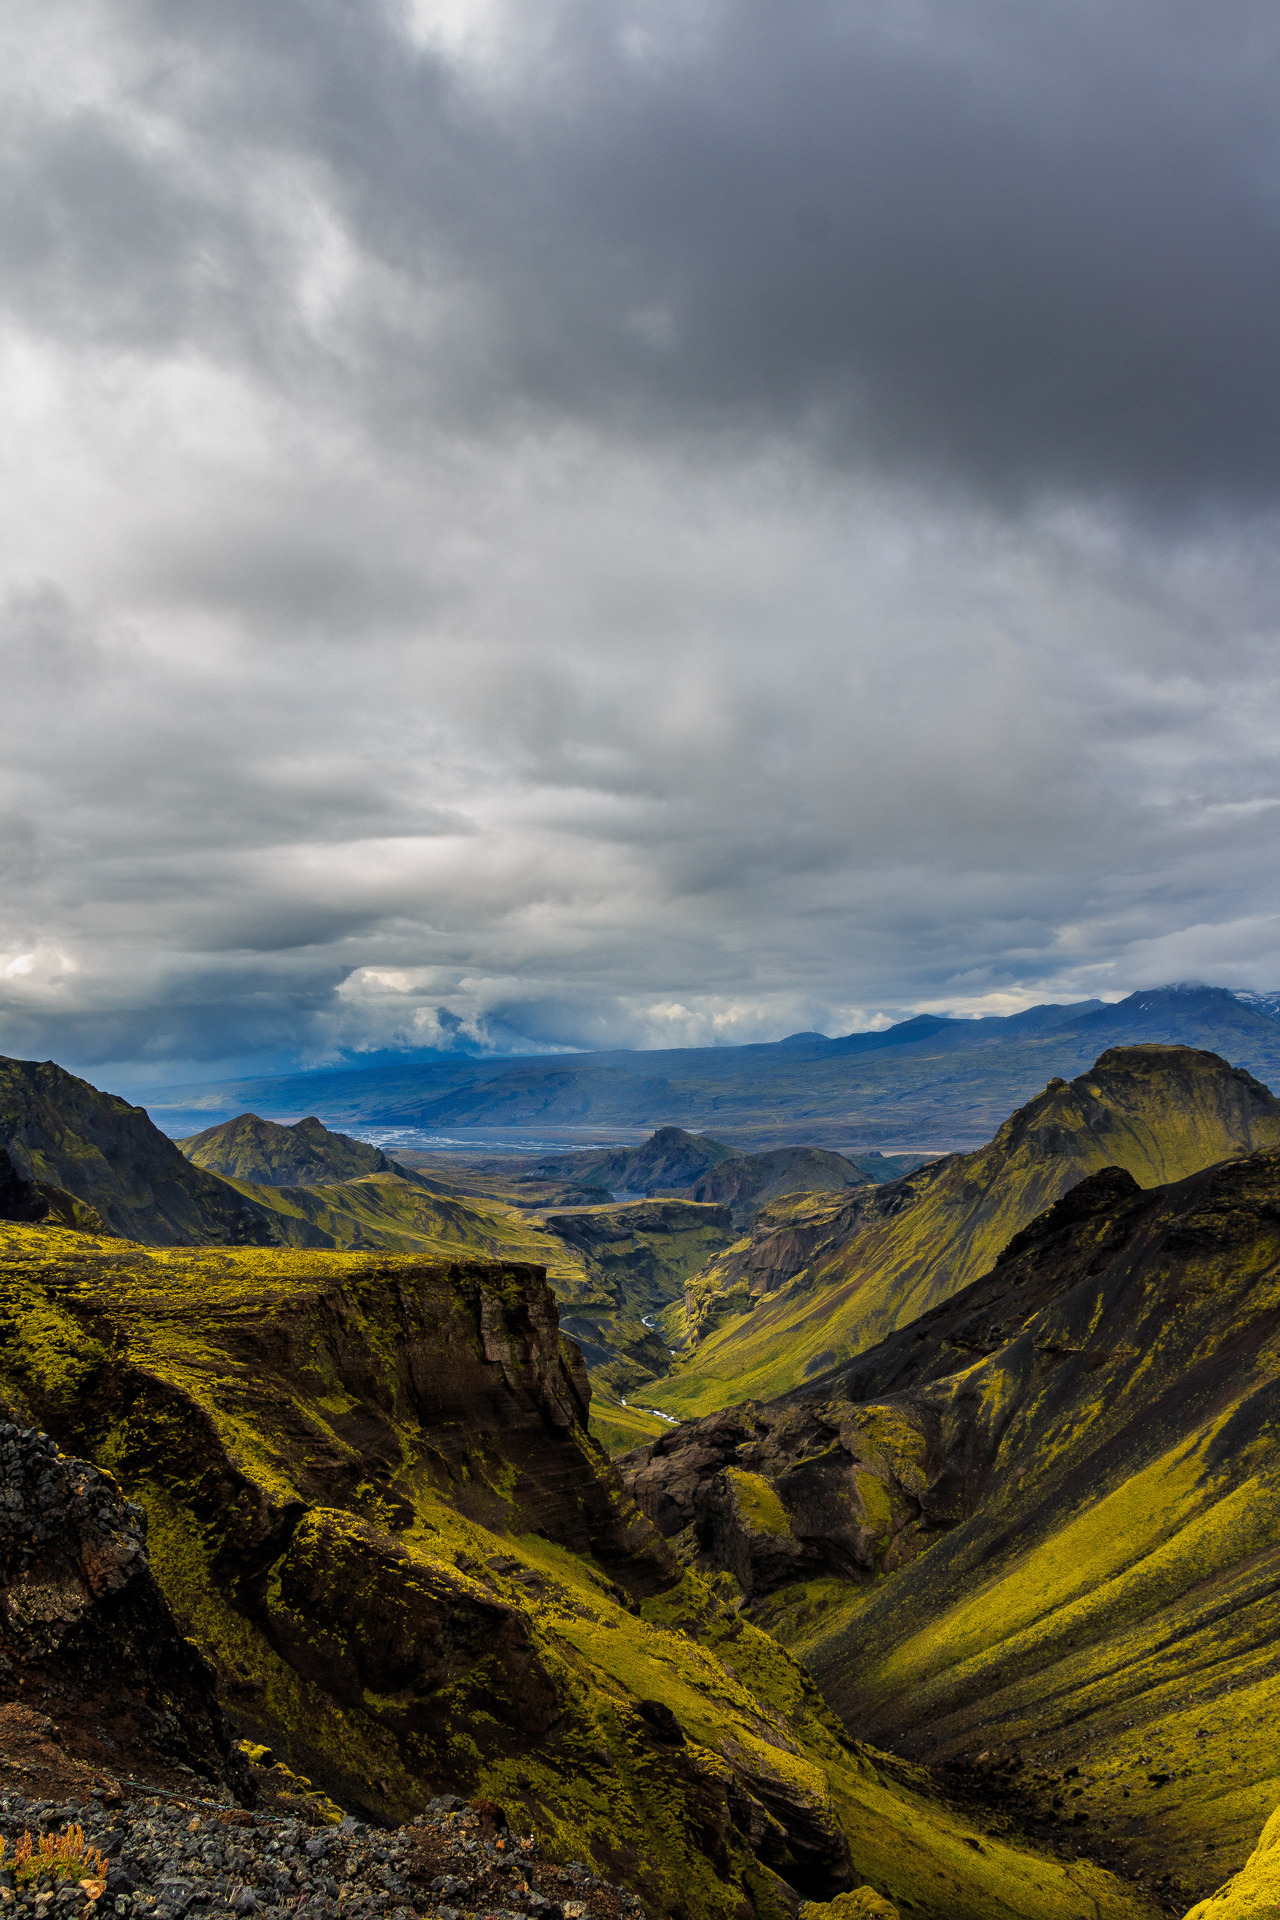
left=0, top=1788, right=644, bottom=1920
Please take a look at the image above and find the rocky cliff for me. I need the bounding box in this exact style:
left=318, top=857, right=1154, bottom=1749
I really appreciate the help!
left=624, top=1148, right=1280, bottom=1909
left=0, top=1218, right=1153, bottom=1920
left=0, top=1414, right=246, bottom=1796
left=649, top=1045, right=1280, bottom=1415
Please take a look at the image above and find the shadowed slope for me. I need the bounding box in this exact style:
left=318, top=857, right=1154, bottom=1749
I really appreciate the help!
left=650, top=1046, right=1280, bottom=1415
left=0, top=1056, right=284, bottom=1246
left=686, top=1147, right=925, bottom=1225
left=625, top=1151, right=1280, bottom=1908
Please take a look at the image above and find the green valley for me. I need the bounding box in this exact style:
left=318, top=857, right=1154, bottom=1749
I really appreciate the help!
left=624, top=1145, right=1280, bottom=1912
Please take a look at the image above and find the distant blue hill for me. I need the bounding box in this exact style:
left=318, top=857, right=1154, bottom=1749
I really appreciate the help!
left=140, top=985, right=1280, bottom=1154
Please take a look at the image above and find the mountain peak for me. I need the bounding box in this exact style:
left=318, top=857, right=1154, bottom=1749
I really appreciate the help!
left=179, top=1110, right=399, bottom=1187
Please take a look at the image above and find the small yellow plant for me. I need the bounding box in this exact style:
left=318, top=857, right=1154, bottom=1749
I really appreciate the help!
left=0, top=1825, right=108, bottom=1887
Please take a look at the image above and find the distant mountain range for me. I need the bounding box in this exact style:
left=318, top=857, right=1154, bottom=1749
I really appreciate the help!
left=144, top=984, right=1280, bottom=1151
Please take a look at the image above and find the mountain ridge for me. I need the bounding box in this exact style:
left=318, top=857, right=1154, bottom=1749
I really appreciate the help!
left=623, top=1144, right=1280, bottom=1907
left=0, top=1217, right=1153, bottom=1920
left=646, top=1044, right=1280, bottom=1415
left=139, top=986, right=1280, bottom=1152
left=178, top=1110, right=423, bottom=1188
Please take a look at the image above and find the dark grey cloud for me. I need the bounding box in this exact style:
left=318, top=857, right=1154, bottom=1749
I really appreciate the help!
left=11, top=0, right=1280, bottom=503
left=0, top=0, right=1278, bottom=1084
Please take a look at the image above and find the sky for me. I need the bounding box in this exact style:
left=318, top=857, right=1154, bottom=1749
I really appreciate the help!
left=2, top=0, right=1280, bottom=1088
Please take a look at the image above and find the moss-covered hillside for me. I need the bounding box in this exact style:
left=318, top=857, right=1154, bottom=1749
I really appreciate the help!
left=0, top=1056, right=285, bottom=1246
left=684, top=1147, right=930, bottom=1225
left=179, top=1112, right=414, bottom=1188
left=0, top=1220, right=1155, bottom=1920
left=625, top=1150, right=1280, bottom=1910
left=650, top=1046, right=1280, bottom=1416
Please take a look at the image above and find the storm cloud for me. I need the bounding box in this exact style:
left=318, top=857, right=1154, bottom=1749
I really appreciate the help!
left=1, top=0, right=1278, bottom=1083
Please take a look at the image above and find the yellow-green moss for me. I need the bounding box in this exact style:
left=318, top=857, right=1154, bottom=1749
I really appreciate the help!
left=1184, top=1801, right=1280, bottom=1918
left=649, top=1049, right=1280, bottom=1417
left=0, top=1220, right=1159, bottom=1920
left=726, top=1467, right=791, bottom=1537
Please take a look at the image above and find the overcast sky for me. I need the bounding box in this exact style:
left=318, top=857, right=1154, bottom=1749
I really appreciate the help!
left=2, top=0, right=1280, bottom=1086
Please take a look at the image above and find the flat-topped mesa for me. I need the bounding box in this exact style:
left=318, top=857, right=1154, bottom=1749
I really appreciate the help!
left=0, top=1237, right=664, bottom=1584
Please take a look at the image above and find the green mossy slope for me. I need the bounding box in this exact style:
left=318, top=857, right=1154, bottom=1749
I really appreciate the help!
left=0, top=1220, right=1153, bottom=1920
left=626, top=1151, right=1280, bottom=1910
left=179, top=1112, right=412, bottom=1187
left=651, top=1046, right=1280, bottom=1416
left=1184, top=1802, right=1280, bottom=1918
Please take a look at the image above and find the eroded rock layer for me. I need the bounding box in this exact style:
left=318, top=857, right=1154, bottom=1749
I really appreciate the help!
left=0, top=1417, right=245, bottom=1794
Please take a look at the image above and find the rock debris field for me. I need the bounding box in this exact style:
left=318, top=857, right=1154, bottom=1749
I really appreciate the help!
left=0, top=1792, right=647, bottom=1920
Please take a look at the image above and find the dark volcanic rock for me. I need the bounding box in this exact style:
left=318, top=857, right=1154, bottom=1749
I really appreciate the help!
left=0, top=1788, right=653, bottom=1920
left=0, top=1421, right=247, bottom=1795
left=0, top=1144, right=106, bottom=1235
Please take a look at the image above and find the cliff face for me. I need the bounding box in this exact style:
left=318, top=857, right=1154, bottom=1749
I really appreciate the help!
left=651, top=1045, right=1280, bottom=1415
left=179, top=1112, right=413, bottom=1188
left=624, top=1149, right=1280, bottom=1909
left=0, top=1220, right=1154, bottom=1920
left=0, top=1415, right=245, bottom=1794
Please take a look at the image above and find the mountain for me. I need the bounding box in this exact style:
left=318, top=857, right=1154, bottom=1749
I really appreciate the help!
left=529, top=1131, right=921, bottom=1218
left=529, top=1125, right=736, bottom=1192
left=647, top=1044, right=1280, bottom=1416
left=0, top=1058, right=728, bottom=1450
left=684, top=1145, right=924, bottom=1224
left=0, top=1055, right=286, bottom=1246
left=623, top=1145, right=1280, bottom=1910
left=0, top=1217, right=1154, bottom=1920
left=1235, top=988, right=1280, bottom=1021
left=0, top=1141, right=106, bottom=1233
left=141, top=986, right=1280, bottom=1152
left=178, top=1111, right=414, bottom=1187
